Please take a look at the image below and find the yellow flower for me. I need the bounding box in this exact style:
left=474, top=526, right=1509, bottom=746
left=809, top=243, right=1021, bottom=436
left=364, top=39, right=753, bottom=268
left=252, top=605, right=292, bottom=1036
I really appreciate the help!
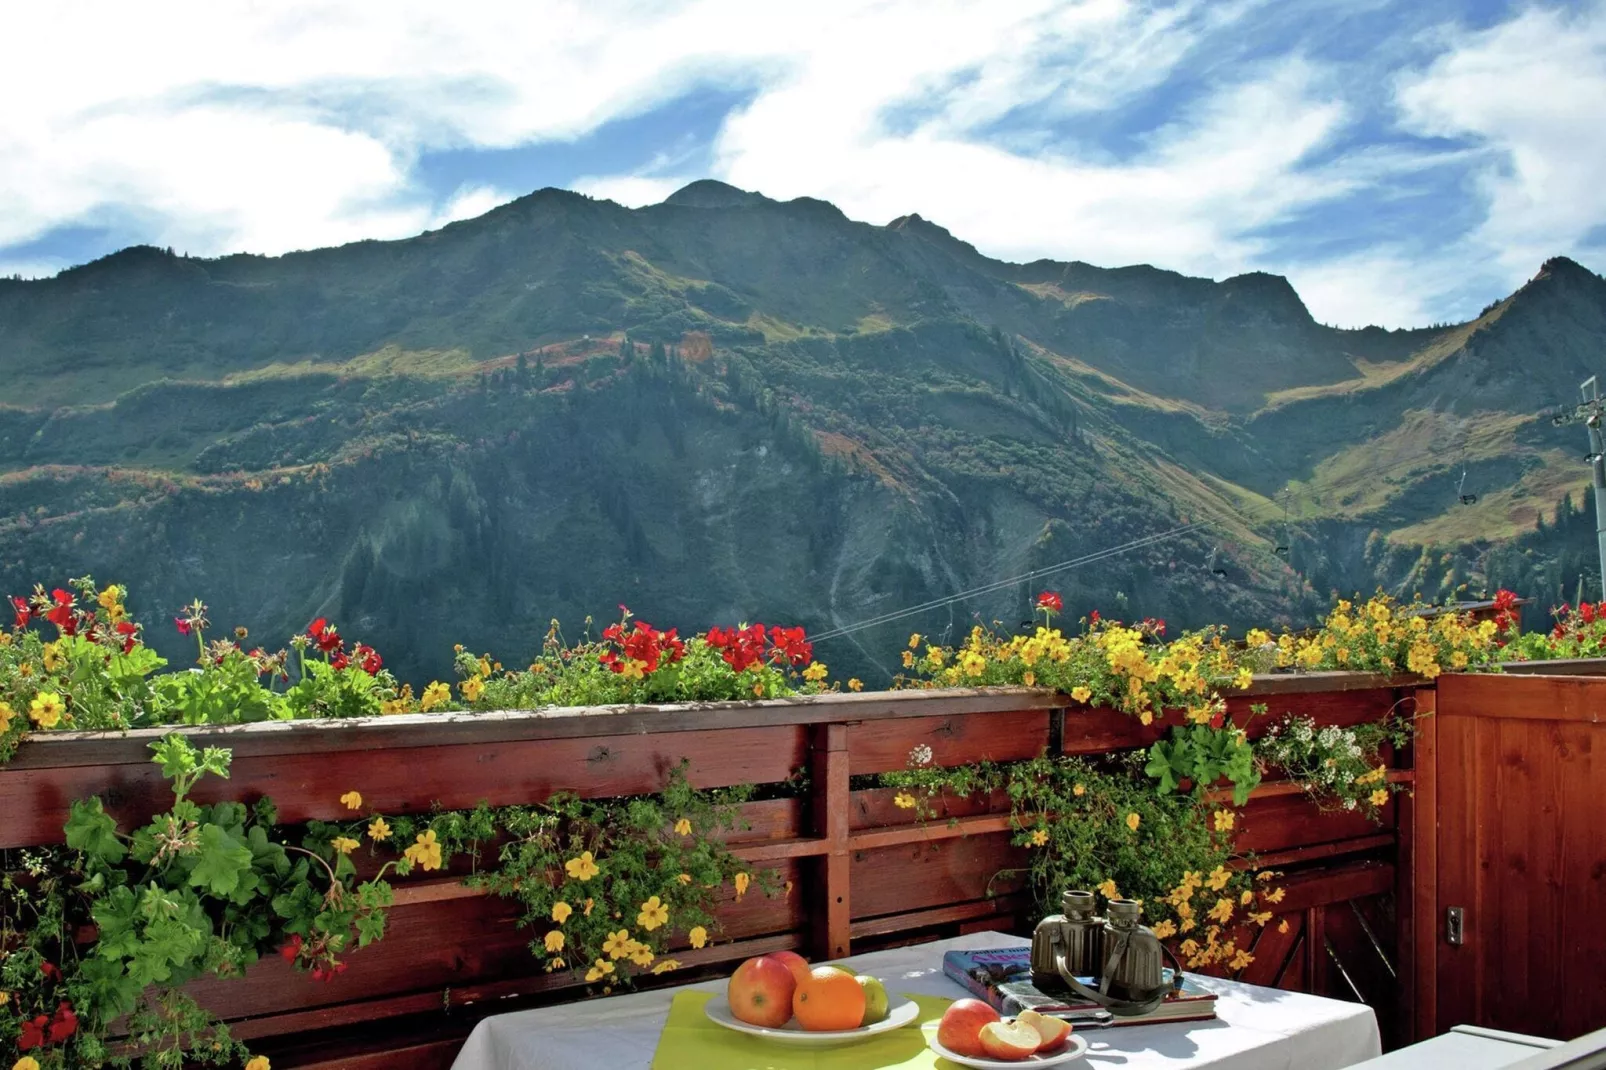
left=403, top=829, right=443, bottom=871
left=1208, top=898, right=1234, bottom=924
left=629, top=943, right=655, bottom=967
left=552, top=901, right=573, bottom=924
left=42, top=642, right=64, bottom=672
left=1022, top=670, right=1036, bottom=687
left=1234, top=668, right=1253, bottom=689
left=1264, top=887, right=1285, bottom=904
left=565, top=851, right=601, bottom=881
left=1151, top=919, right=1177, bottom=939
left=0, top=701, right=14, bottom=733
left=544, top=930, right=566, bottom=953
left=909, top=633, right=921, bottom=649
left=1278, top=918, right=1290, bottom=933
left=677, top=873, right=692, bottom=885
left=1213, top=809, right=1235, bottom=832
left=1240, top=889, right=1253, bottom=905
left=603, top=929, right=634, bottom=960
left=368, top=816, right=391, bottom=842
left=339, top=791, right=363, bottom=811
left=688, top=925, right=708, bottom=949
left=460, top=676, right=485, bottom=702
left=847, top=678, right=863, bottom=692
left=478, top=655, right=493, bottom=678
left=674, top=818, right=692, bottom=836
left=893, top=791, right=916, bottom=810
left=1206, top=865, right=1231, bottom=891
left=1369, top=788, right=1389, bottom=807
left=15, top=1059, right=45, bottom=1070
left=420, top=680, right=452, bottom=711
left=245, top=1059, right=271, bottom=1070
left=1070, top=686, right=1092, bottom=703
left=901, top=649, right=916, bottom=668
left=584, top=898, right=595, bottom=916
left=734, top=872, right=751, bottom=899
left=652, top=959, right=682, bottom=975
left=97, top=585, right=122, bottom=612
left=1125, top=812, right=1140, bottom=832
left=637, top=896, right=670, bottom=932
left=547, top=957, right=566, bottom=972
left=330, top=836, right=360, bottom=855
left=28, top=692, right=64, bottom=729
left=1097, top=879, right=1119, bottom=900
left=585, top=958, right=616, bottom=983
left=1249, top=911, right=1272, bottom=926
left=1072, top=783, right=1085, bottom=797
left=802, top=661, right=828, bottom=682
left=1029, top=828, right=1049, bottom=847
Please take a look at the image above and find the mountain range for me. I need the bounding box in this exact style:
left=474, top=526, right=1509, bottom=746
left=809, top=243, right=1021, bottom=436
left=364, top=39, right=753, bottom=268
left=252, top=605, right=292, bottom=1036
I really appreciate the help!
left=3, top=180, right=1604, bottom=684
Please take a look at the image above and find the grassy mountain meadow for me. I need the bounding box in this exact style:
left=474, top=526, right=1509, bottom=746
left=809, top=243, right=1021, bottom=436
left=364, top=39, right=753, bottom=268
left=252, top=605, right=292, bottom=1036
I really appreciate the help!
left=3, top=179, right=1604, bottom=685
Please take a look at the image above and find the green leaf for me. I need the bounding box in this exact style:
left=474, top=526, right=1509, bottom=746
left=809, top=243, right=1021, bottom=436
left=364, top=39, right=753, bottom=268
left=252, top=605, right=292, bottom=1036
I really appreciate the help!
left=66, top=797, right=128, bottom=865
left=188, top=824, right=254, bottom=897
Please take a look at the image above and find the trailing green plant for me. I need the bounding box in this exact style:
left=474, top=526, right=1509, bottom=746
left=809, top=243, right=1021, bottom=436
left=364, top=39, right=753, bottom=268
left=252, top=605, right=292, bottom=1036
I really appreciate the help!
left=879, top=751, right=1284, bottom=972
left=303, top=762, right=777, bottom=990
left=2, top=734, right=396, bottom=1069
left=1256, top=711, right=1413, bottom=819
left=1143, top=708, right=1263, bottom=806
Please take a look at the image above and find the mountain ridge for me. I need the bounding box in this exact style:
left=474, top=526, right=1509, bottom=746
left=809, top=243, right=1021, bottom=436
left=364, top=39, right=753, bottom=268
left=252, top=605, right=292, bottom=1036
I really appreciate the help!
left=2, top=181, right=1603, bottom=682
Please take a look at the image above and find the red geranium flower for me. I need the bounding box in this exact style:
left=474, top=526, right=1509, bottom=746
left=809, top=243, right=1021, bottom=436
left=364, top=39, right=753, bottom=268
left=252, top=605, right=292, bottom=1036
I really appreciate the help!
left=47, top=1001, right=78, bottom=1043
left=40, top=961, right=61, bottom=980
left=19, top=1014, right=47, bottom=1049
left=175, top=616, right=192, bottom=636
left=1035, top=591, right=1063, bottom=614
left=307, top=618, right=343, bottom=655
left=354, top=643, right=383, bottom=674
left=767, top=625, right=812, bottom=668
left=11, top=595, right=30, bottom=628
left=281, top=934, right=304, bottom=962
left=1089, top=610, right=1101, bottom=624
left=708, top=623, right=767, bottom=673
left=115, top=620, right=138, bottom=654
left=44, top=588, right=75, bottom=633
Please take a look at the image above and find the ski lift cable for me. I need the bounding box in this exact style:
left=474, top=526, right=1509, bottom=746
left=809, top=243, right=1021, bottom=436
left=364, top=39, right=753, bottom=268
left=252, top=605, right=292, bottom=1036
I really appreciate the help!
left=811, top=433, right=1471, bottom=647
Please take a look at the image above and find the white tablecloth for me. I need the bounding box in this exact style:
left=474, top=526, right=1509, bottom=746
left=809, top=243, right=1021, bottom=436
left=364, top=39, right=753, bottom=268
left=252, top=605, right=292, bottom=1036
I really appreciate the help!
left=451, top=931, right=1381, bottom=1070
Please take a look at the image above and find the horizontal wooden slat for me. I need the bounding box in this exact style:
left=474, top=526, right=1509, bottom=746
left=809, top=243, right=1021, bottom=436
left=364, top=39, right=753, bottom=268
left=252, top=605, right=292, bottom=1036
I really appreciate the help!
left=848, top=710, right=1051, bottom=774
left=0, top=726, right=808, bottom=849
left=849, top=895, right=1026, bottom=941
left=850, top=832, right=1026, bottom=919
left=1438, top=672, right=1606, bottom=723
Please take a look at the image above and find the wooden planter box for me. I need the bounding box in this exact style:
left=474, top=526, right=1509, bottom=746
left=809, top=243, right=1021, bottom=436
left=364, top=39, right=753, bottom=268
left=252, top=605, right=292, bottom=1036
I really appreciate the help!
left=1, top=673, right=1421, bottom=1067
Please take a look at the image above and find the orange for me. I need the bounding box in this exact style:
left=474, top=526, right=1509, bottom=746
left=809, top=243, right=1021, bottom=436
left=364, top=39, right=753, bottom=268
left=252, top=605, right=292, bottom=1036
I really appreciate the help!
left=792, top=965, right=867, bottom=1031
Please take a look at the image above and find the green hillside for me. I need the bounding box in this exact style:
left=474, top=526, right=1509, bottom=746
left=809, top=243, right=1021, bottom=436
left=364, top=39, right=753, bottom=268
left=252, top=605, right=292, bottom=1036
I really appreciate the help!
left=2, top=181, right=1603, bottom=682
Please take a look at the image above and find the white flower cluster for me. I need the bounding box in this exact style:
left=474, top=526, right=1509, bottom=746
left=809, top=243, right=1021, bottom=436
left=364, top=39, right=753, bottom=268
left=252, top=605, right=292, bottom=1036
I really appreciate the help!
left=908, top=743, right=933, bottom=767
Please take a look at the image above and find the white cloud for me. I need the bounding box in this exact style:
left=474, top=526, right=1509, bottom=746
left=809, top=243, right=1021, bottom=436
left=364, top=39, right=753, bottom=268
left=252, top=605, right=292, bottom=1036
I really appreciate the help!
left=1394, top=2, right=1606, bottom=280
left=0, top=0, right=1602, bottom=328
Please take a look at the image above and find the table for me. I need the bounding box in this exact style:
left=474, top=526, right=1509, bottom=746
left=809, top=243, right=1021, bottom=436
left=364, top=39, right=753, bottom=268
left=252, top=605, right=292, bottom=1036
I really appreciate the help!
left=1342, top=1025, right=1560, bottom=1070
left=450, top=931, right=1382, bottom=1070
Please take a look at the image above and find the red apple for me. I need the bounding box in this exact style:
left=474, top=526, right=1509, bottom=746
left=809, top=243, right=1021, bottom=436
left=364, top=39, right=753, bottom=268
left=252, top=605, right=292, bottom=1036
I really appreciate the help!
left=979, top=1020, right=1044, bottom=1061
left=937, top=998, right=1001, bottom=1057
left=728, top=955, right=797, bottom=1028
left=1017, top=1009, right=1073, bottom=1053
left=765, top=950, right=812, bottom=988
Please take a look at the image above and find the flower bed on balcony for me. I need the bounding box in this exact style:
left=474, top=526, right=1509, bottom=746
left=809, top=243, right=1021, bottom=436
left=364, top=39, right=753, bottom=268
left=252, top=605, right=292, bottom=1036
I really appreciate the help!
left=1, top=580, right=1585, bottom=1068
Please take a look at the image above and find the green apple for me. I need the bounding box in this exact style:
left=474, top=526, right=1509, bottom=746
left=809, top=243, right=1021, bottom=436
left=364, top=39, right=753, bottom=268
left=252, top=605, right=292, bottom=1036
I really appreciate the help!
left=855, top=974, right=889, bottom=1025
left=820, top=963, right=857, bottom=978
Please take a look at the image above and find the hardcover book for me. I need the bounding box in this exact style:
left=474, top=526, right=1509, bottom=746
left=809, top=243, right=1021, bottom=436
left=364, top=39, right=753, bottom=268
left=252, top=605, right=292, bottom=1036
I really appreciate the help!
left=942, top=946, right=1218, bottom=1025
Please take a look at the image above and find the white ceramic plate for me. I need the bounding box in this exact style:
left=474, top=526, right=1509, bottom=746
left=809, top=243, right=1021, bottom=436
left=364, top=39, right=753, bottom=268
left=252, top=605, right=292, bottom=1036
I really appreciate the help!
left=703, top=994, right=921, bottom=1047
left=922, top=1024, right=1091, bottom=1068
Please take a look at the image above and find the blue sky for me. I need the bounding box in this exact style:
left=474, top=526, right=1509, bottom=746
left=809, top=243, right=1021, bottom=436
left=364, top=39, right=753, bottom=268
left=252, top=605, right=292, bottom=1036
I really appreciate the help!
left=2, top=0, right=1602, bottom=328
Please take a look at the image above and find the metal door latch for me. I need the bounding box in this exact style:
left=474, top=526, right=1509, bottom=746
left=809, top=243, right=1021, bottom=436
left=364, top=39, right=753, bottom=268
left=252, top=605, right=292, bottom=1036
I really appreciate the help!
left=1446, top=906, right=1464, bottom=946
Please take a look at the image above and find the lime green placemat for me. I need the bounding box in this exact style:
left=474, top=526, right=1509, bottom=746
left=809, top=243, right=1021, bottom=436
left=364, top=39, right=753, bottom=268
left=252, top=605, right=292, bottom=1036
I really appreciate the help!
left=651, top=992, right=953, bottom=1070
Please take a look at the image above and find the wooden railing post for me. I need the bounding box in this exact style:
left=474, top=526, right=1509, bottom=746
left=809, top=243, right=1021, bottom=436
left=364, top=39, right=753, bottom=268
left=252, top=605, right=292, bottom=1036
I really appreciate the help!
left=1408, top=687, right=1438, bottom=1041
left=808, top=722, right=851, bottom=961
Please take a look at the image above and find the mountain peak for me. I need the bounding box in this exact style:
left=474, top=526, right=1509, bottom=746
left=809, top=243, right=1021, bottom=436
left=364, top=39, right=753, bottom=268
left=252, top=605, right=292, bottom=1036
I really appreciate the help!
left=662, top=180, right=768, bottom=209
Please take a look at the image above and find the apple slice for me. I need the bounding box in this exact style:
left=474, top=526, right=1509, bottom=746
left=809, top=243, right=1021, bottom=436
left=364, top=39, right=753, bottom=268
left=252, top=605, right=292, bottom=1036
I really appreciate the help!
left=979, top=1019, right=1043, bottom=1061
left=1016, top=1009, right=1073, bottom=1053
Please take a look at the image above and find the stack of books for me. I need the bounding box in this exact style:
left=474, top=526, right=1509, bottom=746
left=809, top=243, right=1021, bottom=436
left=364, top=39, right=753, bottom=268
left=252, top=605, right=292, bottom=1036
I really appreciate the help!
left=942, top=946, right=1218, bottom=1027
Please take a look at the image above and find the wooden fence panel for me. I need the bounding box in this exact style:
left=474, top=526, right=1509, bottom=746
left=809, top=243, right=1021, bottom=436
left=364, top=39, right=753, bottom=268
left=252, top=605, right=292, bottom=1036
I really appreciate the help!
left=1431, top=674, right=1606, bottom=1042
